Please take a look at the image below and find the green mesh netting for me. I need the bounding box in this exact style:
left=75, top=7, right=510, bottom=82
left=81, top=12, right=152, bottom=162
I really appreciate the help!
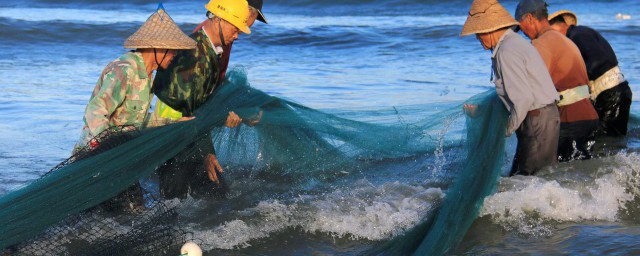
left=0, top=68, right=508, bottom=255
left=370, top=92, right=508, bottom=255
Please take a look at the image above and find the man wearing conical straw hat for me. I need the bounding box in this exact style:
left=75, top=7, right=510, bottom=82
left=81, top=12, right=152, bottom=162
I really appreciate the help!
left=461, top=0, right=560, bottom=176
left=515, top=0, right=599, bottom=162
left=76, top=5, right=196, bottom=152
left=151, top=0, right=256, bottom=199
left=548, top=10, right=632, bottom=138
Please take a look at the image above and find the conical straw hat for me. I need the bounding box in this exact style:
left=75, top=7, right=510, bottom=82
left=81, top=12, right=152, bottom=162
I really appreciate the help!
left=124, top=7, right=196, bottom=49
left=461, top=0, right=519, bottom=37
left=548, top=10, right=577, bottom=26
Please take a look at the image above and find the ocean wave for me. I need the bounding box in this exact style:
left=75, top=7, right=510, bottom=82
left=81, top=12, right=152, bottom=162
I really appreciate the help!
left=190, top=180, right=444, bottom=250
left=599, top=25, right=640, bottom=36
left=3, top=7, right=632, bottom=48
left=0, top=18, right=199, bottom=46
left=0, top=12, right=468, bottom=46
left=479, top=153, right=640, bottom=236
left=0, top=7, right=198, bottom=24
left=17, top=180, right=444, bottom=251
left=265, top=0, right=467, bottom=5
left=17, top=0, right=467, bottom=7
left=15, top=0, right=152, bottom=5
left=0, top=7, right=465, bottom=28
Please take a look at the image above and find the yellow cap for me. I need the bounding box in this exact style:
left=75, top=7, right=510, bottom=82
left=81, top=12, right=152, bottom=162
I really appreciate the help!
left=205, top=0, right=251, bottom=34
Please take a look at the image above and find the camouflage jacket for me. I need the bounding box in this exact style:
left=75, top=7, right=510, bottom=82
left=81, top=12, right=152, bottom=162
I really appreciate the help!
left=153, top=29, right=222, bottom=117
left=79, top=52, right=153, bottom=146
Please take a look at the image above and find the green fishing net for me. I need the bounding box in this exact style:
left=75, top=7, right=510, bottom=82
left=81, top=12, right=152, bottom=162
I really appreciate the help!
left=0, top=68, right=508, bottom=255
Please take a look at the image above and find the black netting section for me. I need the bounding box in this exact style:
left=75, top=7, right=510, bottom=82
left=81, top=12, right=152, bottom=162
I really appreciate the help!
left=7, top=127, right=198, bottom=256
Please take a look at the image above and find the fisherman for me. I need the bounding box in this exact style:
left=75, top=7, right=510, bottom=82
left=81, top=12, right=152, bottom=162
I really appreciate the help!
left=548, top=10, right=632, bottom=137
left=152, top=0, right=259, bottom=199
left=461, top=0, right=560, bottom=176
left=76, top=5, right=196, bottom=152
left=154, top=0, right=267, bottom=125
left=515, top=0, right=600, bottom=161
left=189, top=0, right=268, bottom=81
left=75, top=6, right=196, bottom=211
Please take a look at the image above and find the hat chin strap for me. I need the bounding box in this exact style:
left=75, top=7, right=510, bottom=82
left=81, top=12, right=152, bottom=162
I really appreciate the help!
left=154, top=49, right=169, bottom=70
left=217, top=18, right=227, bottom=48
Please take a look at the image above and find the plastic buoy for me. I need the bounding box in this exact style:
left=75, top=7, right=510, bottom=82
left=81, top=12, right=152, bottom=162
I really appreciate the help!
left=180, top=241, right=203, bottom=256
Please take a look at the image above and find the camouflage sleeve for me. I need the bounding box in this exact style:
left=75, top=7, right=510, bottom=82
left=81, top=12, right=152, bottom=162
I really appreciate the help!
left=154, top=32, right=220, bottom=117
left=153, top=48, right=198, bottom=116
left=83, top=66, right=129, bottom=137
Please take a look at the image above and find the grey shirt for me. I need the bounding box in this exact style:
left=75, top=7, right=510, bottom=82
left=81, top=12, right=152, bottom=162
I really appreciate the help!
left=492, top=29, right=559, bottom=136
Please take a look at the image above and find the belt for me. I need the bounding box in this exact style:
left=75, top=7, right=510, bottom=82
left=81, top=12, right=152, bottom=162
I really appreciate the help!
left=589, top=66, right=626, bottom=100
left=557, top=85, right=590, bottom=107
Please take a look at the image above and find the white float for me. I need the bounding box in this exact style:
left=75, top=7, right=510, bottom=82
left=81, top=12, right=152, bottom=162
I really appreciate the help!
left=180, top=241, right=203, bottom=256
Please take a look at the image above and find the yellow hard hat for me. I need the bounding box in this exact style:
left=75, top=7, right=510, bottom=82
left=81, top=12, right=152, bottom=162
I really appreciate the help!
left=205, top=0, right=251, bottom=34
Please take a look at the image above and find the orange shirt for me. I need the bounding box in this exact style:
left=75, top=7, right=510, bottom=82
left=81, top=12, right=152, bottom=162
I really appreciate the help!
left=532, top=28, right=599, bottom=123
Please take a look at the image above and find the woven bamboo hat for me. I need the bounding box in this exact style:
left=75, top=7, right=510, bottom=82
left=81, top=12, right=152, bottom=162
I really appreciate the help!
left=549, top=10, right=578, bottom=26
left=461, top=0, right=519, bottom=37
left=124, top=5, right=196, bottom=49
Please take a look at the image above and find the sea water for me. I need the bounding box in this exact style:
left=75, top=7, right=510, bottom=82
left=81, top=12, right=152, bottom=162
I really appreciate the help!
left=0, top=0, right=639, bottom=254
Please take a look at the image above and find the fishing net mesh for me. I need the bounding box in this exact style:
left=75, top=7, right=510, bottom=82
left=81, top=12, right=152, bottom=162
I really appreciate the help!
left=0, top=68, right=508, bottom=255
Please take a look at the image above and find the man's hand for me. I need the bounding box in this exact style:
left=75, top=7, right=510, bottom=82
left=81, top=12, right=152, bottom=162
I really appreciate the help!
left=177, top=116, right=195, bottom=122
left=204, top=153, right=224, bottom=185
left=463, top=104, right=478, bottom=117
left=244, top=110, right=263, bottom=127
left=225, top=111, right=242, bottom=128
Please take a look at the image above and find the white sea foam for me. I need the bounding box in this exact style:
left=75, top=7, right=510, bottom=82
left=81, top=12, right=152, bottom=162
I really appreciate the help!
left=196, top=201, right=296, bottom=250
left=191, top=180, right=444, bottom=250
left=479, top=153, right=640, bottom=235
